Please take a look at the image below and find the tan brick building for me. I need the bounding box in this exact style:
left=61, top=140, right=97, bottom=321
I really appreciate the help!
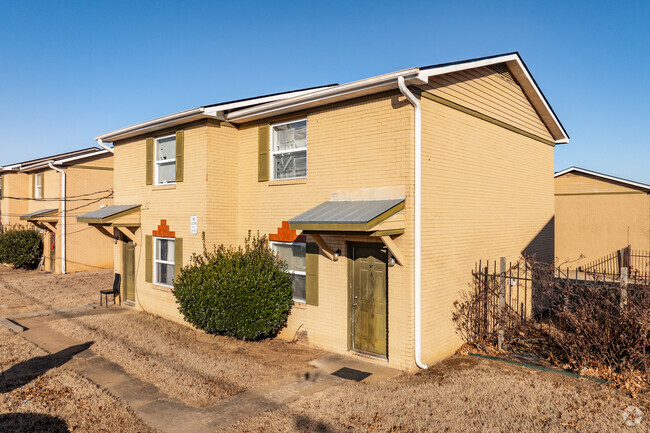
left=0, top=148, right=114, bottom=273
left=555, top=167, right=650, bottom=268
left=80, top=53, right=568, bottom=370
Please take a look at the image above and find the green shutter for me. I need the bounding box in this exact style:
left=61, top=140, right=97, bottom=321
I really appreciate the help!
left=175, top=130, right=184, bottom=182
left=146, top=137, right=154, bottom=185
left=1, top=175, right=4, bottom=199
left=31, top=174, right=35, bottom=199
left=174, top=237, right=183, bottom=281
left=40, top=174, right=44, bottom=199
left=305, top=242, right=319, bottom=306
left=258, top=125, right=269, bottom=182
left=145, top=235, right=153, bottom=283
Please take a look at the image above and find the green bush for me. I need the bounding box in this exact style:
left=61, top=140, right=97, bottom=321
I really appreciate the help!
left=172, top=233, right=293, bottom=341
left=0, top=228, right=43, bottom=269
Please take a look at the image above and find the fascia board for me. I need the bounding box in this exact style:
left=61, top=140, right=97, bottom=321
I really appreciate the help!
left=554, top=167, right=650, bottom=191
left=418, top=53, right=569, bottom=144
left=226, top=68, right=422, bottom=123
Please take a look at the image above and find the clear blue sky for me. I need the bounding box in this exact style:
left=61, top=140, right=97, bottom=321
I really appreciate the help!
left=1, top=1, right=649, bottom=182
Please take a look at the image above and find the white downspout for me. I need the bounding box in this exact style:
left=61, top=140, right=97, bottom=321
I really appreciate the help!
left=97, top=138, right=114, bottom=154
left=48, top=163, right=66, bottom=274
left=398, top=76, right=428, bottom=369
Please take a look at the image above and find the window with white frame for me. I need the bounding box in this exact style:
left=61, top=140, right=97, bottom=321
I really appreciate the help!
left=34, top=173, right=43, bottom=199
left=155, top=135, right=176, bottom=185
left=271, top=119, right=307, bottom=180
left=271, top=241, right=306, bottom=302
left=154, top=237, right=175, bottom=287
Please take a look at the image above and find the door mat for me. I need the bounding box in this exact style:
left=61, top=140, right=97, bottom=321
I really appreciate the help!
left=331, top=367, right=372, bottom=382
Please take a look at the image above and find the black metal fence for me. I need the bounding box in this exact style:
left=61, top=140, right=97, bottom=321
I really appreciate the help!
left=581, top=245, right=650, bottom=282
left=471, top=255, right=650, bottom=351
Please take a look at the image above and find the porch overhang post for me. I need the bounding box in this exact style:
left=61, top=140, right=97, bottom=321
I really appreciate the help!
left=309, top=233, right=336, bottom=261
left=380, top=235, right=405, bottom=266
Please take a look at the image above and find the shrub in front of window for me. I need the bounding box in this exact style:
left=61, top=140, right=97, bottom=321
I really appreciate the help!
left=0, top=227, right=43, bottom=269
left=172, top=232, right=293, bottom=341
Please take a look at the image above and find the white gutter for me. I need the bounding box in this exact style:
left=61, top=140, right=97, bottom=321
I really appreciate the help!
left=97, top=138, right=113, bottom=154
left=228, top=68, right=423, bottom=123
left=48, top=162, right=66, bottom=274
left=397, top=75, right=428, bottom=369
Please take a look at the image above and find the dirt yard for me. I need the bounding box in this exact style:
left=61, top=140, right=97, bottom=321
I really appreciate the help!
left=0, top=326, right=155, bottom=433
left=225, top=355, right=649, bottom=432
left=1, top=268, right=647, bottom=432
left=48, top=311, right=326, bottom=407
left=0, top=265, right=113, bottom=316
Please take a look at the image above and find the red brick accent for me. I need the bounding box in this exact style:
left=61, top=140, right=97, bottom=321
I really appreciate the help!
left=152, top=219, right=175, bottom=238
left=269, top=221, right=306, bottom=243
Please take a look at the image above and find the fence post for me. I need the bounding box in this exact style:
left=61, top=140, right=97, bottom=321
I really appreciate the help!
left=498, top=257, right=506, bottom=351
left=620, top=266, right=628, bottom=309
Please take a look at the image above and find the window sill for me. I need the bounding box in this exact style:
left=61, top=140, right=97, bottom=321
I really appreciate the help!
left=151, top=283, right=174, bottom=292
left=153, top=184, right=176, bottom=191
left=269, top=178, right=307, bottom=186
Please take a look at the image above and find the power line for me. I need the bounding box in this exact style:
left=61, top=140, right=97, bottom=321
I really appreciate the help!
left=0, top=188, right=114, bottom=202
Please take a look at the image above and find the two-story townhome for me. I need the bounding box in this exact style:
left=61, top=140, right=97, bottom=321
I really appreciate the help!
left=555, top=167, right=650, bottom=268
left=0, top=148, right=114, bottom=273
left=79, top=52, right=568, bottom=370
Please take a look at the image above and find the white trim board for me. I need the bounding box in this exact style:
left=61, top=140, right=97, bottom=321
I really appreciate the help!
left=555, top=167, right=650, bottom=192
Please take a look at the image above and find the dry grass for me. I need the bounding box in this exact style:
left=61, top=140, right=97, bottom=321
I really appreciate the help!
left=224, top=356, right=649, bottom=433
left=0, top=326, right=155, bottom=433
left=0, top=265, right=113, bottom=316
left=49, top=310, right=326, bottom=407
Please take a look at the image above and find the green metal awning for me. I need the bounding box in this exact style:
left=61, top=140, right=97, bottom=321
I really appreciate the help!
left=20, top=208, right=58, bottom=221
left=289, top=199, right=404, bottom=232
left=77, top=204, right=141, bottom=225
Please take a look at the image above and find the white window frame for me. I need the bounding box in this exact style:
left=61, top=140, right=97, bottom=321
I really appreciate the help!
left=270, top=240, right=307, bottom=303
left=155, top=134, right=176, bottom=186
left=154, top=236, right=175, bottom=288
left=270, top=118, right=307, bottom=181
left=34, top=173, right=43, bottom=199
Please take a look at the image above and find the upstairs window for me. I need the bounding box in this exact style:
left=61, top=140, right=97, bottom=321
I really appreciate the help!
left=155, top=135, right=176, bottom=185
left=34, top=173, right=43, bottom=199
left=271, top=241, right=306, bottom=302
left=271, top=119, right=307, bottom=180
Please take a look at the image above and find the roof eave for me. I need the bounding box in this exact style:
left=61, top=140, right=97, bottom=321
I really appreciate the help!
left=96, top=109, right=214, bottom=143
left=226, top=68, right=423, bottom=123
left=555, top=167, right=650, bottom=192
left=417, top=53, right=569, bottom=144
left=19, top=149, right=110, bottom=172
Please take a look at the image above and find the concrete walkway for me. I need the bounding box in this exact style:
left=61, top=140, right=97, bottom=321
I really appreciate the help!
left=4, top=308, right=399, bottom=432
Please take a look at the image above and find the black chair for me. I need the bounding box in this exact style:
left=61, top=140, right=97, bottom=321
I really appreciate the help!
left=100, top=273, right=121, bottom=307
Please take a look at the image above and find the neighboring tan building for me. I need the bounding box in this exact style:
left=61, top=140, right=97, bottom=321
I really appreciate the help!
left=79, top=52, right=568, bottom=371
left=0, top=148, right=114, bottom=273
left=555, top=167, right=650, bottom=268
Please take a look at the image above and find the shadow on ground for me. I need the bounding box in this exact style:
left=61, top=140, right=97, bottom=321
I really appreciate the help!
left=1, top=341, right=93, bottom=393
left=295, top=414, right=336, bottom=432
left=0, top=412, right=68, bottom=433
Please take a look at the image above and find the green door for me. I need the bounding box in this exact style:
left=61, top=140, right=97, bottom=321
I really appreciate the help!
left=122, top=241, right=135, bottom=302
left=352, top=244, right=388, bottom=357
left=49, top=232, right=56, bottom=272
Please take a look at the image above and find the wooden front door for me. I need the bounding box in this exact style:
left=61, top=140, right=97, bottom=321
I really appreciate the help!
left=122, top=241, right=135, bottom=302
left=351, top=244, right=388, bottom=358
